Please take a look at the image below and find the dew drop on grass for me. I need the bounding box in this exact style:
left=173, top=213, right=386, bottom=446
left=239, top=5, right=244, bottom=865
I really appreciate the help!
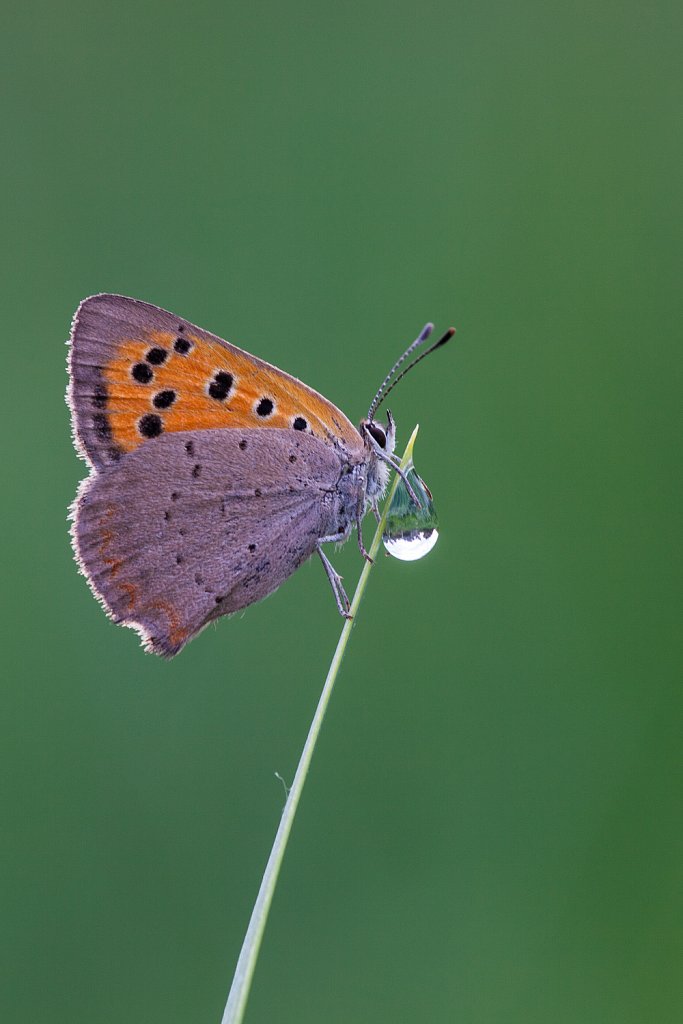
left=383, top=464, right=439, bottom=561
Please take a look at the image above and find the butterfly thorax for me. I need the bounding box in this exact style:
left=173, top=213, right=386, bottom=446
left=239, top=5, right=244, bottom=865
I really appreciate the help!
left=328, top=423, right=393, bottom=536
left=366, top=455, right=391, bottom=504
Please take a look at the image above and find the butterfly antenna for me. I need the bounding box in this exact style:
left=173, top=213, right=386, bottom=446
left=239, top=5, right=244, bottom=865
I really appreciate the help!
left=368, top=325, right=456, bottom=420
left=368, top=323, right=433, bottom=421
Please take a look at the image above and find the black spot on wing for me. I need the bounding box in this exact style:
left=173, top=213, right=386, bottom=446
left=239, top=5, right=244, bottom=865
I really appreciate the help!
left=139, top=413, right=163, bottom=438
left=92, top=385, right=108, bottom=409
left=132, top=362, right=153, bottom=384
left=208, top=371, right=233, bottom=401
left=256, top=397, right=274, bottom=417
left=153, top=389, right=176, bottom=409
left=146, top=347, right=168, bottom=365
left=93, top=413, right=111, bottom=441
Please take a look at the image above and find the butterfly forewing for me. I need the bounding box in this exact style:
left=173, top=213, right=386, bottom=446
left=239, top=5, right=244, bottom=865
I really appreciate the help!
left=68, top=294, right=363, bottom=469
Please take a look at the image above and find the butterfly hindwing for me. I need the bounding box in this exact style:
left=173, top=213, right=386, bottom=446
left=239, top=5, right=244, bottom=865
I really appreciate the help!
left=72, top=429, right=347, bottom=656
left=68, top=294, right=363, bottom=470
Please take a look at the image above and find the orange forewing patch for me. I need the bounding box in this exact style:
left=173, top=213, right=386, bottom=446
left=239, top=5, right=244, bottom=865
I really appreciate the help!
left=102, top=329, right=361, bottom=454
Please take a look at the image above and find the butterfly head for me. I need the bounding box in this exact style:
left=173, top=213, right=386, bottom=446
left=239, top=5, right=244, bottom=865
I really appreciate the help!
left=361, top=412, right=396, bottom=454
left=360, top=410, right=396, bottom=502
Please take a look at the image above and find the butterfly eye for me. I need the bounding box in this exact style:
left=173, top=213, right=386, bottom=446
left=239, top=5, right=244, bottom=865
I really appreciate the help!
left=366, top=422, right=387, bottom=449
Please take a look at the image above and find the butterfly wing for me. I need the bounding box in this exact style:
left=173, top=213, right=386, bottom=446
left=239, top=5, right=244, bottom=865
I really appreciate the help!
left=72, top=428, right=348, bottom=656
left=68, top=294, right=363, bottom=469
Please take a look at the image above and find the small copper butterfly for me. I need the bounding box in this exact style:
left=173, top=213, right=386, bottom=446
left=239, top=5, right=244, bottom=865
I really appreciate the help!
left=67, top=295, right=454, bottom=656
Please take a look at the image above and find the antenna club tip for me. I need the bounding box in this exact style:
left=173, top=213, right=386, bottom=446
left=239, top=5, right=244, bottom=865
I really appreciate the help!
left=447, top=327, right=456, bottom=337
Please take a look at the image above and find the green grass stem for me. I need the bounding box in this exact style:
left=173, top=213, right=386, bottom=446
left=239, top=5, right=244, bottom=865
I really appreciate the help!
left=220, top=425, right=420, bottom=1024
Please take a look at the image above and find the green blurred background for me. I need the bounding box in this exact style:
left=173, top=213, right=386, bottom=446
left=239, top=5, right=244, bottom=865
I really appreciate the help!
left=2, top=2, right=681, bottom=1021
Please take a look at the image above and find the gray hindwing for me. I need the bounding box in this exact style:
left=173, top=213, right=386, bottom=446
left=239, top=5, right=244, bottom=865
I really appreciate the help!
left=73, top=428, right=345, bottom=655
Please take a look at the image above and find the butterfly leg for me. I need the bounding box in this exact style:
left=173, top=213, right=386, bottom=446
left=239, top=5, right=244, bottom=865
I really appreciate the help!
left=385, top=454, right=421, bottom=506
left=355, top=502, right=374, bottom=564
left=316, top=545, right=352, bottom=618
left=363, top=427, right=421, bottom=507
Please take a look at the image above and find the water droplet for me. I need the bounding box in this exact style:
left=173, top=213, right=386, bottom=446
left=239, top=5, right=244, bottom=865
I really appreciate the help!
left=383, top=465, right=439, bottom=561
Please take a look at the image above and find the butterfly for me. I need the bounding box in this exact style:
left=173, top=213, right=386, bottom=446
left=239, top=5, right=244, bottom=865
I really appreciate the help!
left=67, top=295, right=454, bottom=656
